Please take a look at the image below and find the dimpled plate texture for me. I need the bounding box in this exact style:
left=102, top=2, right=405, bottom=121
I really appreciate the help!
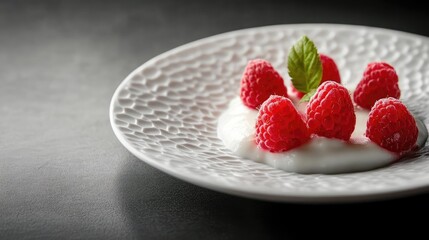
left=110, top=24, right=429, bottom=203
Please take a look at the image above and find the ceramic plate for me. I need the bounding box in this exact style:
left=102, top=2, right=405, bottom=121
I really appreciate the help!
left=110, top=24, right=429, bottom=203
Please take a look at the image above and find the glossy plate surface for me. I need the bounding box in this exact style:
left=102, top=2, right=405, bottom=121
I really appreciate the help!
left=110, top=24, right=429, bottom=203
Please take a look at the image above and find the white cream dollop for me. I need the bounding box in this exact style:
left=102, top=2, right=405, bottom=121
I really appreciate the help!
left=217, top=97, right=427, bottom=174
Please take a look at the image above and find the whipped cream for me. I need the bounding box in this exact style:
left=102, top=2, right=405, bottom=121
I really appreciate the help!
left=217, top=97, right=428, bottom=174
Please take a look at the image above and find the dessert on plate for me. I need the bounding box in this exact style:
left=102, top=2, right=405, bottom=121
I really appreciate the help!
left=218, top=36, right=427, bottom=174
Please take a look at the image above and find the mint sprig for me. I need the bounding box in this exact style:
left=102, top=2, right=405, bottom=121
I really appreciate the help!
left=287, top=36, right=322, bottom=102
left=300, top=89, right=317, bottom=102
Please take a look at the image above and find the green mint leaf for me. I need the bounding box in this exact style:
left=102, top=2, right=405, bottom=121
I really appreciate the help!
left=299, top=89, right=317, bottom=103
left=287, top=35, right=322, bottom=94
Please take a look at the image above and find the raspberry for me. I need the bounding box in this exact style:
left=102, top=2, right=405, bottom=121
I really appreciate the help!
left=306, top=81, right=356, bottom=141
left=363, top=62, right=394, bottom=76
left=366, top=98, right=418, bottom=154
left=240, top=59, right=287, bottom=109
left=320, top=54, right=341, bottom=83
left=353, top=62, right=400, bottom=110
left=290, top=85, right=305, bottom=98
left=255, top=95, right=310, bottom=152
left=291, top=54, right=341, bottom=98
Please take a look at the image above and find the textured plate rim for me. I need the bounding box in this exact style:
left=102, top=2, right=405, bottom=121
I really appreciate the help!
left=110, top=23, right=429, bottom=203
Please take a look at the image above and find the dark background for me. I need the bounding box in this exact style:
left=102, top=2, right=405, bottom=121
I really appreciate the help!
left=1, top=0, right=428, bottom=239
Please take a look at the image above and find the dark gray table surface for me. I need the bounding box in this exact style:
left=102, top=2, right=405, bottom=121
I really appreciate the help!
left=1, top=0, right=429, bottom=239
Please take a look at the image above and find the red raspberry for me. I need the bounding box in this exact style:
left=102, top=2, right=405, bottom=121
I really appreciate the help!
left=320, top=53, right=341, bottom=83
left=290, top=85, right=305, bottom=99
left=240, top=59, right=287, bottom=109
left=291, top=54, right=341, bottom=98
left=255, top=95, right=310, bottom=152
left=366, top=98, right=418, bottom=154
left=306, top=81, right=356, bottom=141
left=353, top=62, right=400, bottom=110
left=363, top=62, right=394, bottom=76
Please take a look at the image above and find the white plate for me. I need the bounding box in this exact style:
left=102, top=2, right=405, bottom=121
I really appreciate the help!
left=110, top=24, right=429, bottom=203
